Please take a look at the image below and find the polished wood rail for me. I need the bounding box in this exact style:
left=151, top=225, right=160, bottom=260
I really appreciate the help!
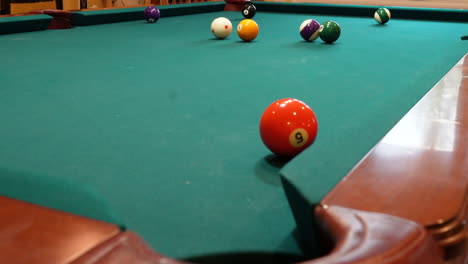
left=70, top=206, right=444, bottom=264
left=0, top=197, right=446, bottom=264
left=0, top=196, right=120, bottom=264
left=323, top=55, right=468, bottom=263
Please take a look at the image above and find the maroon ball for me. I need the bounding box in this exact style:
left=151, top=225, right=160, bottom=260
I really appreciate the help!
left=144, top=6, right=160, bottom=23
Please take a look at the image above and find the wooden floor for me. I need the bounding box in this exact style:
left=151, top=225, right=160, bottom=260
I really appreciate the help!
left=262, top=0, right=468, bottom=9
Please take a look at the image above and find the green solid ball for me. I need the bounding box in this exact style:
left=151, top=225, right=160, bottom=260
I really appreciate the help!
left=319, top=21, right=341, bottom=44
left=375, top=8, right=391, bottom=24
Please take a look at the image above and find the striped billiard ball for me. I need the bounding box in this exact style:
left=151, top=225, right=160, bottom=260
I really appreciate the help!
left=374, top=8, right=391, bottom=24
left=299, top=19, right=321, bottom=42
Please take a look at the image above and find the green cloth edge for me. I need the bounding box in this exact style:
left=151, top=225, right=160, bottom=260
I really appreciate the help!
left=0, top=14, right=51, bottom=35
left=72, top=2, right=225, bottom=26
left=254, top=2, right=468, bottom=22
left=71, top=2, right=468, bottom=27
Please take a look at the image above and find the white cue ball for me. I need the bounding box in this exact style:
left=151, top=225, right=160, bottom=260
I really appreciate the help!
left=211, top=17, right=233, bottom=39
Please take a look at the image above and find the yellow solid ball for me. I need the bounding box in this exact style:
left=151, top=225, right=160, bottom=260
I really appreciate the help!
left=237, top=19, right=259, bottom=42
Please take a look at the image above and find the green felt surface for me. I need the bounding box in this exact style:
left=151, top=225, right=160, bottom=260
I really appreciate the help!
left=0, top=4, right=467, bottom=261
left=280, top=15, right=467, bottom=207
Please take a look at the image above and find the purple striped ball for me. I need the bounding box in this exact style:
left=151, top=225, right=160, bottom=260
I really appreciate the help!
left=299, top=19, right=321, bottom=41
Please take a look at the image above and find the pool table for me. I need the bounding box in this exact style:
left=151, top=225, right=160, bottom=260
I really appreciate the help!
left=0, top=2, right=467, bottom=263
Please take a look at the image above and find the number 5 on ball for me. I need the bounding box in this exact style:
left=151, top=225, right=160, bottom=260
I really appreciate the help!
left=259, top=98, right=318, bottom=157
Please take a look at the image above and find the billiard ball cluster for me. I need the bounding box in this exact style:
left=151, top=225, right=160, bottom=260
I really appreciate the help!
left=146, top=3, right=390, bottom=45
left=298, top=8, right=391, bottom=44
left=145, top=4, right=391, bottom=43
left=141, top=5, right=392, bottom=157
left=210, top=3, right=260, bottom=42
left=210, top=3, right=260, bottom=41
left=299, top=19, right=341, bottom=44
left=211, top=17, right=259, bottom=41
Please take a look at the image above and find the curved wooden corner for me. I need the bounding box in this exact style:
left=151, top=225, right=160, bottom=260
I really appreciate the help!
left=71, top=206, right=445, bottom=264
left=306, top=205, right=444, bottom=264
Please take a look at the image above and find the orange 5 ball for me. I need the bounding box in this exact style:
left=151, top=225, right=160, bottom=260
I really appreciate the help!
left=259, top=98, right=318, bottom=157
left=237, top=19, right=259, bottom=42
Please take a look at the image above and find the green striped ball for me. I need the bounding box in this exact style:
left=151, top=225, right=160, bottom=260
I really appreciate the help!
left=374, top=8, right=391, bottom=24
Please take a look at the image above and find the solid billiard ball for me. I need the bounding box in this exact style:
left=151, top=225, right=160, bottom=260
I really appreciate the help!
left=259, top=98, right=318, bottom=157
left=242, top=4, right=256, bottom=19
left=374, top=8, right=391, bottom=24
left=319, top=20, right=341, bottom=43
left=211, top=17, right=233, bottom=39
left=237, top=19, right=259, bottom=42
left=144, top=6, right=160, bottom=23
left=299, top=19, right=321, bottom=41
